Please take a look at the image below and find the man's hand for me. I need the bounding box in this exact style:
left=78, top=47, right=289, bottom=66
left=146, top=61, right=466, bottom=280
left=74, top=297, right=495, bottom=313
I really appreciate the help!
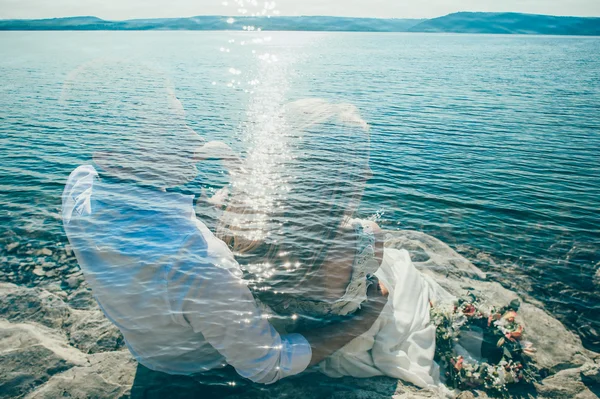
left=303, top=275, right=389, bottom=366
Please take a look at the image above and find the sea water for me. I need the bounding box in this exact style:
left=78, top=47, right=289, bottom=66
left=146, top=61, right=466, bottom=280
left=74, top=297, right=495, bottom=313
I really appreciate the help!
left=0, top=31, right=599, bottom=350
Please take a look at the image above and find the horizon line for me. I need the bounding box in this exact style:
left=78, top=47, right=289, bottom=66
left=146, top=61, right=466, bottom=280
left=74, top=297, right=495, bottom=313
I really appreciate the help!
left=3, top=11, right=600, bottom=22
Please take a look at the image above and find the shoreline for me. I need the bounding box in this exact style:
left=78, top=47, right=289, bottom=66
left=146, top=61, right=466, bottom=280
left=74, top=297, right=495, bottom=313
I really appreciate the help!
left=1, top=229, right=598, bottom=398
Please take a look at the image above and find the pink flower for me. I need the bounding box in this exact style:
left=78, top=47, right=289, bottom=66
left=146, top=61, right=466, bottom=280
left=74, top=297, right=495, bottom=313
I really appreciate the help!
left=463, top=304, right=477, bottom=317
left=452, top=356, right=464, bottom=371
left=503, top=310, right=517, bottom=323
left=511, top=325, right=524, bottom=340
left=488, top=312, right=501, bottom=326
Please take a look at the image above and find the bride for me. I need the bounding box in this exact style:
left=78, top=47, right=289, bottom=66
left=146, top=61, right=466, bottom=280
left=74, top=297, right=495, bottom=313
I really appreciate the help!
left=199, top=98, right=456, bottom=393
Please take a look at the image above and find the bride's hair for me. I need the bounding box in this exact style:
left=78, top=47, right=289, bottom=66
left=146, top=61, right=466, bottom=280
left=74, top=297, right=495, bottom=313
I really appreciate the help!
left=216, top=99, right=371, bottom=293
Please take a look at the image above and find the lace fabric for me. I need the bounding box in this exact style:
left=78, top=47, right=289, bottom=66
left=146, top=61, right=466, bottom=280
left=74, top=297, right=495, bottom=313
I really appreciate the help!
left=255, top=219, right=381, bottom=332
left=335, top=219, right=380, bottom=314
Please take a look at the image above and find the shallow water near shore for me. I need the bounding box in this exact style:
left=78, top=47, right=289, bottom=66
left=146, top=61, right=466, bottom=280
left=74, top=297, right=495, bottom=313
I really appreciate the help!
left=0, top=29, right=599, bottom=359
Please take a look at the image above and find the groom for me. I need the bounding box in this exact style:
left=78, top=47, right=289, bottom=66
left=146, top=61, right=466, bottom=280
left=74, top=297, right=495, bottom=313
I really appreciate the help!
left=61, top=63, right=386, bottom=385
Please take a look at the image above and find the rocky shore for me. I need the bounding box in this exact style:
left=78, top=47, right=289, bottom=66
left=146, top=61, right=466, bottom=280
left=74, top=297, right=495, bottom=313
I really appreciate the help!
left=1, top=230, right=599, bottom=398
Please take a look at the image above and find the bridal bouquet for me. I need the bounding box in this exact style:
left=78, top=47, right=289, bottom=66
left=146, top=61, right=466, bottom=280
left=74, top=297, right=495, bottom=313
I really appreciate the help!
left=430, top=292, right=537, bottom=397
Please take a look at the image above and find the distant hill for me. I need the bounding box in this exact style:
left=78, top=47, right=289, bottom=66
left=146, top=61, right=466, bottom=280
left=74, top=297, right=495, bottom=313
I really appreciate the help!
left=0, top=13, right=599, bottom=35
left=0, top=16, right=115, bottom=29
left=0, top=15, right=422, bottom=32
left=409, top=12, right=600, bottom=35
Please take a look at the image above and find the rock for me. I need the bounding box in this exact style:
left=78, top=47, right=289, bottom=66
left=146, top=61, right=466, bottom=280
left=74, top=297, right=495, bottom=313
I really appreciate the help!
left=38, top=281, right=65, bottom=296
left=67, top=309, right=124, bottom=354
left=68, top=287, right=96, bottom=310
left=6, top=242, right=20, bottom=252
left=534, top=366, right=599, bottom=399
left=0, top=319, right=87, bottom=399
left=41, top=261, right=56, bottom=269
left=67, top=275, right=83, bottom=289
left=25, top=351, right=136, bottom=399
left=386, top=231, right=594, bottom=364
left=44, top=270, right=58, bottom=278
left=580, top=362, right=600, bottom=385
left=384, top=230, right=486, bottom=280
left=32, top=268, right=45, bottom=276
left=521, top=303, right=590, bottom=372
left=37, top=248, right=53, bottom=257
left=55, top=290, right=68, bottom=300
left=0, top=283, right=71, bottom=330
left=1, top=231, right=599, bottom=399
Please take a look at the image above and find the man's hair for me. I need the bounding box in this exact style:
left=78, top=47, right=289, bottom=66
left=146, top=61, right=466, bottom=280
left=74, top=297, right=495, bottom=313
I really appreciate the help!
left=59, top=58, right=201, bottom=187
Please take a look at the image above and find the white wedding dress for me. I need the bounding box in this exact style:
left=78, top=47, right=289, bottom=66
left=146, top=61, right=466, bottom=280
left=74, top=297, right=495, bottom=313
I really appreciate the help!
left=319, top=245, right=455, bottom=393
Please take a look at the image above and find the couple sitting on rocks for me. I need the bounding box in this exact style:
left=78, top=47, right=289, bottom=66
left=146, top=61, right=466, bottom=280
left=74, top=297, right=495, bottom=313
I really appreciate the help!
left=61, top=67, right=457, bottom=396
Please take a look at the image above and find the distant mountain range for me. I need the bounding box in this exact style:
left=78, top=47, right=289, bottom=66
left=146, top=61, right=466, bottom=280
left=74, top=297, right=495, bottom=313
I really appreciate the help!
left=1, top=12, right=599, bottom=36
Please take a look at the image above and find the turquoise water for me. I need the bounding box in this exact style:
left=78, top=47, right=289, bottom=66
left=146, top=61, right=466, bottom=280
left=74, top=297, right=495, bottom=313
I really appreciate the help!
left=0, top=32, right=599, bottom=350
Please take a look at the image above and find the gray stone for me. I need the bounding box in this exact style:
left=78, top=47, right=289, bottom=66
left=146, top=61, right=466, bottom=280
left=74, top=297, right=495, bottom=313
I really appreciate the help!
left=0, top=319, right=87, bottom=399
left=581, top=362, right=600, bottom=385
left=45, top=270, right=58, bottom=278
left=534, top=366, right=599, bottom=399
left=5, top=242, right=19, bottom=252
left=1, top=231, right=599, bottom=399
left=67, top=309, right=124, bottom=354
left=32, top=267, right=45, bottom=276
left=25, top=352, right=136, bottom=399
left=384, top=230, right=486, bottom=280
left=386, top=231, right=597, bottom=372
left=68, top=287, right=97, bottom=310
left=38, top=248, right=53, bottom=257
left=0, top=283, right=71, bottom=329
left=67, top=275, right=84, bottom=289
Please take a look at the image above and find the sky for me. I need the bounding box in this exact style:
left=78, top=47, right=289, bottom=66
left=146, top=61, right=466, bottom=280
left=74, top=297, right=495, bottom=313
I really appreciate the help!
left=1, top=0, right=600, bottom=20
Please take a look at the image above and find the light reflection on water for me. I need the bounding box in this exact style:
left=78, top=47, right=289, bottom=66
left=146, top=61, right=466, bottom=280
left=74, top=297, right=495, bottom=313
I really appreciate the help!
left=0, top=31, right=599, bottom=351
